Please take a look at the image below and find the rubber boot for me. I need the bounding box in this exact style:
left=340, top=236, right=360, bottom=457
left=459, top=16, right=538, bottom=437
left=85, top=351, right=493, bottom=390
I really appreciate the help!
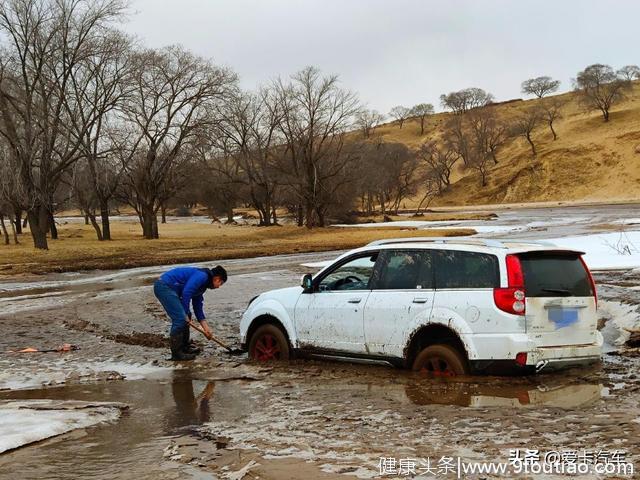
left=170, top=330, right=196, bottom=361
left=182, top=327, right=202, bottom=355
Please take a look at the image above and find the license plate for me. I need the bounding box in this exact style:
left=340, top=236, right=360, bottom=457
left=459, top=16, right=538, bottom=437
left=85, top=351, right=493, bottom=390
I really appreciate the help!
left=548, top=308, right=579, bottom=328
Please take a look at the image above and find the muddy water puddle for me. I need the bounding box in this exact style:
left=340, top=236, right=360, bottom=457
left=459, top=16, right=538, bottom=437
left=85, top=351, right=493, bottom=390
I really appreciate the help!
left=0, top=369, right=252, bottom=479
left=0, top=361, right=610, bottom=479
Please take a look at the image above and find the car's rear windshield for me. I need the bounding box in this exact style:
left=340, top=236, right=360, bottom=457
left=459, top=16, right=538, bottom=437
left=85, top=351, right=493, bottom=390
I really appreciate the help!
left=519, top=252, right=593, bottom=297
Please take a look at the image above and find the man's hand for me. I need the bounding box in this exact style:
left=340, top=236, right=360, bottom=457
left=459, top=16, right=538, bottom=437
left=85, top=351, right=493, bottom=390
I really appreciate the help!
left=199, top=320, right=213, bottom=340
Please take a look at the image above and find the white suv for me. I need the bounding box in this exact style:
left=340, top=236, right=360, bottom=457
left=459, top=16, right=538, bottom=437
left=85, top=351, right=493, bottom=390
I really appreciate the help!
left=240, top=237, right=602, bottom=375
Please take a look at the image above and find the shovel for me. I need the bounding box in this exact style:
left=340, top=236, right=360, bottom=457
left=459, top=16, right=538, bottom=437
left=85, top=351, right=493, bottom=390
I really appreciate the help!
left=187, top=320, right=244, bottom=355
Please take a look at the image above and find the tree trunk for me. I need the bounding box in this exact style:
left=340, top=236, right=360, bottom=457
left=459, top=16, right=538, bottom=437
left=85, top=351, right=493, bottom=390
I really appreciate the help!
left=9, top=215, right=18, bottom=244
left=161, top=205, right=167, bottom=224
left=87, top=212, right=103, bottom=241
left=297, top=205, right=304, bottom=227
left=315, top=206, right=325, bottom=228
left=27, top=207, right=49, bottom=250
left=0, top=215, right=9, bottom=245
left=141, top=205, right=156, bottom=239
left=152, top=214, right=159, bottom=239
left=84, top=215, right=89, bottom=225
left=603, top=109, right=610, bottom=122
left=549, top=122, right=557, bottom=140
left=271, top=206, right=278, bottom=225
left=14, top=210, right=22, bottom=235
left=23, top=216, right=28, bottom=228
left=100, top=201, right=111, bottom=240
left=226, top=207, right=234, bottom=224
left=48, top=212, right=58, bottom=240
left=305, top=203, right=315, bottom=229
left=526, top=134, right=537, bottom=157
left=420, top=118, right=425, bottom=135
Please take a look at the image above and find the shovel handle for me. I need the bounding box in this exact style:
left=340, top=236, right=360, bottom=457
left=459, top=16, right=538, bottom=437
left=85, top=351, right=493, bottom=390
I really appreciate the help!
left=187, top=320, right=232, bottom=351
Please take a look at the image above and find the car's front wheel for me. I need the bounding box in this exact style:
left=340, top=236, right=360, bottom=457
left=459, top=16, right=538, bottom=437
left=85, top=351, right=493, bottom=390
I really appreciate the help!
left=412, top=344, right=468, bottom=377
left=248, top=324, right=290, bottom=362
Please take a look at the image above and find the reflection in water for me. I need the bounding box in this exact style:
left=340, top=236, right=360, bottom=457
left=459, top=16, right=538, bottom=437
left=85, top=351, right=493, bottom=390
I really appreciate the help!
left=0, top=363, right=608, bottom=480
left=404, top=379, right=603, bottom=408
left=0, top=372, right=219, bottom=480
left=170, top=370, right=215, bottom=429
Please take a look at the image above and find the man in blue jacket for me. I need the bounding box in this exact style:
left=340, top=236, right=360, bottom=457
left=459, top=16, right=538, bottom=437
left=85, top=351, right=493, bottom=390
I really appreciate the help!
left=154, top=265, right=227, bottom=360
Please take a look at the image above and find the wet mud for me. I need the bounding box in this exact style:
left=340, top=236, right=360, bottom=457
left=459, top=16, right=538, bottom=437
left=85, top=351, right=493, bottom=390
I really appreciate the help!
left=0, top=228, right=639, bottom=478
left=64, top=318, right=170, bottom=348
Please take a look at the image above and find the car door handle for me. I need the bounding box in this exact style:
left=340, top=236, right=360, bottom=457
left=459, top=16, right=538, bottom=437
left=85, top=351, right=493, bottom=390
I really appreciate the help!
left=348, top=298, right=362, bottom=304
left=413, top=297, right=429, bottom=304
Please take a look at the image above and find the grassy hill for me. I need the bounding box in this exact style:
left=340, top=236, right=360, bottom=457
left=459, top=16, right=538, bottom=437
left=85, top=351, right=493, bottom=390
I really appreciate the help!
left=372, top=82, right=640, bottom=207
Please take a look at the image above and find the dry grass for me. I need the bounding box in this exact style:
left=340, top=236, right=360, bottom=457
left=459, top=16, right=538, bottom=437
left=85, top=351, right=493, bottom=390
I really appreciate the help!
left=367, top=82, right=640, bottom=207
left=0, top=220, right=475, bottom=276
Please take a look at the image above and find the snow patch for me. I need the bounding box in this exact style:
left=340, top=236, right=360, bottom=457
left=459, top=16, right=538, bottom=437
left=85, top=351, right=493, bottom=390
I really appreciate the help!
left=0, top=360, right=171, bottom=391
left=598, top=300, right=640, bottom=350
left=547, top=231, right=640, bottom=270
left=0, top=400, right=124, bottom=453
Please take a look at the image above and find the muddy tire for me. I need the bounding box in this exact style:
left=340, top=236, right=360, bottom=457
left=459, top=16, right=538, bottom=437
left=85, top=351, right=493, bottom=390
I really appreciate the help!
left=411, top=344, right=468, bottom=377
left=248, top=324, right=290, bottom=362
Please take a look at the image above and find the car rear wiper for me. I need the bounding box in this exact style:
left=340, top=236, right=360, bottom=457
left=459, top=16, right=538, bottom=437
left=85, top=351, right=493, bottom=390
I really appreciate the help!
left=541, top=288, right=571, bottom=295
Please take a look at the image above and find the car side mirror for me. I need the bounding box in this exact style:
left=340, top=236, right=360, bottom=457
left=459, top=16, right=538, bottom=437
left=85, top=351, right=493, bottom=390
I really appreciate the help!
left=301, top=274, right=313, bottom=292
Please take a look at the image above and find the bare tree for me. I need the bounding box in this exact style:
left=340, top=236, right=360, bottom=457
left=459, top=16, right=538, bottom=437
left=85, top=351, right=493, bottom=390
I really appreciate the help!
left=0, top=0, right=128, bottom=249
left=274, top=66, right=361, bottom=228
left=356, top=108, right=385, bottom=138
left=440, top=88, right=494, bottom=114
left=617, top=65, right=640, bottom=82
left=356, top=141, right=420, bottom=215
left=409, top=103, right=434, bottom=135
left=574, top=64, right=631, bottom=122
left=467, top=107, right=508, bottom=164
left=443, top=115, right=472, bottom=167
left=540, top=97, right=564, bottom=140
left=70, top=30, right=133, bottom=240
left=510, top=107, right=543, bottom=157
left=468, top=145, right=493, bottom=187
left=417, top=141, right=458, bottom=192
left=414, top=169, right=441, bottom=215
left=388, top=105, right=410, bottom=128
left=215, top=88, right=284, bottom=225
left=118, top=46, right=236, bottom=239
left=521, top=76, right=561, bottom=98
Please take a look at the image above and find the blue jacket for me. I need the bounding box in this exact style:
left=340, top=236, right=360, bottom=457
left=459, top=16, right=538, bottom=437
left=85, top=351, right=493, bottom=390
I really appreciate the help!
left=159, top=267, right=212, bottom=321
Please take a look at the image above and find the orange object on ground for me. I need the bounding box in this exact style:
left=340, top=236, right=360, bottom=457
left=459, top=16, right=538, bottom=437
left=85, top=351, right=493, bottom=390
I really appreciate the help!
left=4, top=344, right=79, bottom=354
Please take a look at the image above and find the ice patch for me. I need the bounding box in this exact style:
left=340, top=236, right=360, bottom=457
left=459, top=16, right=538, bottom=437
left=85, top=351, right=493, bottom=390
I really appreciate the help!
left=301, top=261, right=333, bottom=268
left=598, top=300, right=640, bottom=350
left=0, top=360, right=171, bottom=391
left=0, top=400, right=124, bottom=453
left=547, top=231, right=640, bottom=270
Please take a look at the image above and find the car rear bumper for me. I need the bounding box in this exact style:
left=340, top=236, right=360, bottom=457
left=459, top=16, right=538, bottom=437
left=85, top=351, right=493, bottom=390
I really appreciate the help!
left=466, top=332, right=603, bottom=375
left=526, top=343, right=602, bottom=372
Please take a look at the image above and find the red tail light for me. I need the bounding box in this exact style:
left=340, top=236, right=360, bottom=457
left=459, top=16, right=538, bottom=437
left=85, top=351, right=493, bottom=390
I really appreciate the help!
left=579, top=256, right=597, bottom=308
left=494, top=254, right=526, bottom=315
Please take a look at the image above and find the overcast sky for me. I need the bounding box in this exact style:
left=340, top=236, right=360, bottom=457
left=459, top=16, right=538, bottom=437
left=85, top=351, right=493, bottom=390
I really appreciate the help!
left=123, top=0, right=639, bottom=113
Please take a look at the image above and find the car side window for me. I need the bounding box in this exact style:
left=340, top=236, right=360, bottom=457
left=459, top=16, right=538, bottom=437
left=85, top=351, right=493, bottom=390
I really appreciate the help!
left=434, top=250, right=499, bottom=289
left=374, top=250, right=433, bottom=290
left=318, top=253, right=378, bottom=292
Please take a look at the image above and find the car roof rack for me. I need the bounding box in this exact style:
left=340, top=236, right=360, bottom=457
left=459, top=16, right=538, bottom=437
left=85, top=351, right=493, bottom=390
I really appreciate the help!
left=366, top=237, right=558, bottom=249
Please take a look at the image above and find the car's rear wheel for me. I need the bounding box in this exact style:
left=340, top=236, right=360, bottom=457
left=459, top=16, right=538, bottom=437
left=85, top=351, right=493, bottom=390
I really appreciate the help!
left=412, top=344, right=468, bottom=377
left=248, top=324, right=290, bottom=362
